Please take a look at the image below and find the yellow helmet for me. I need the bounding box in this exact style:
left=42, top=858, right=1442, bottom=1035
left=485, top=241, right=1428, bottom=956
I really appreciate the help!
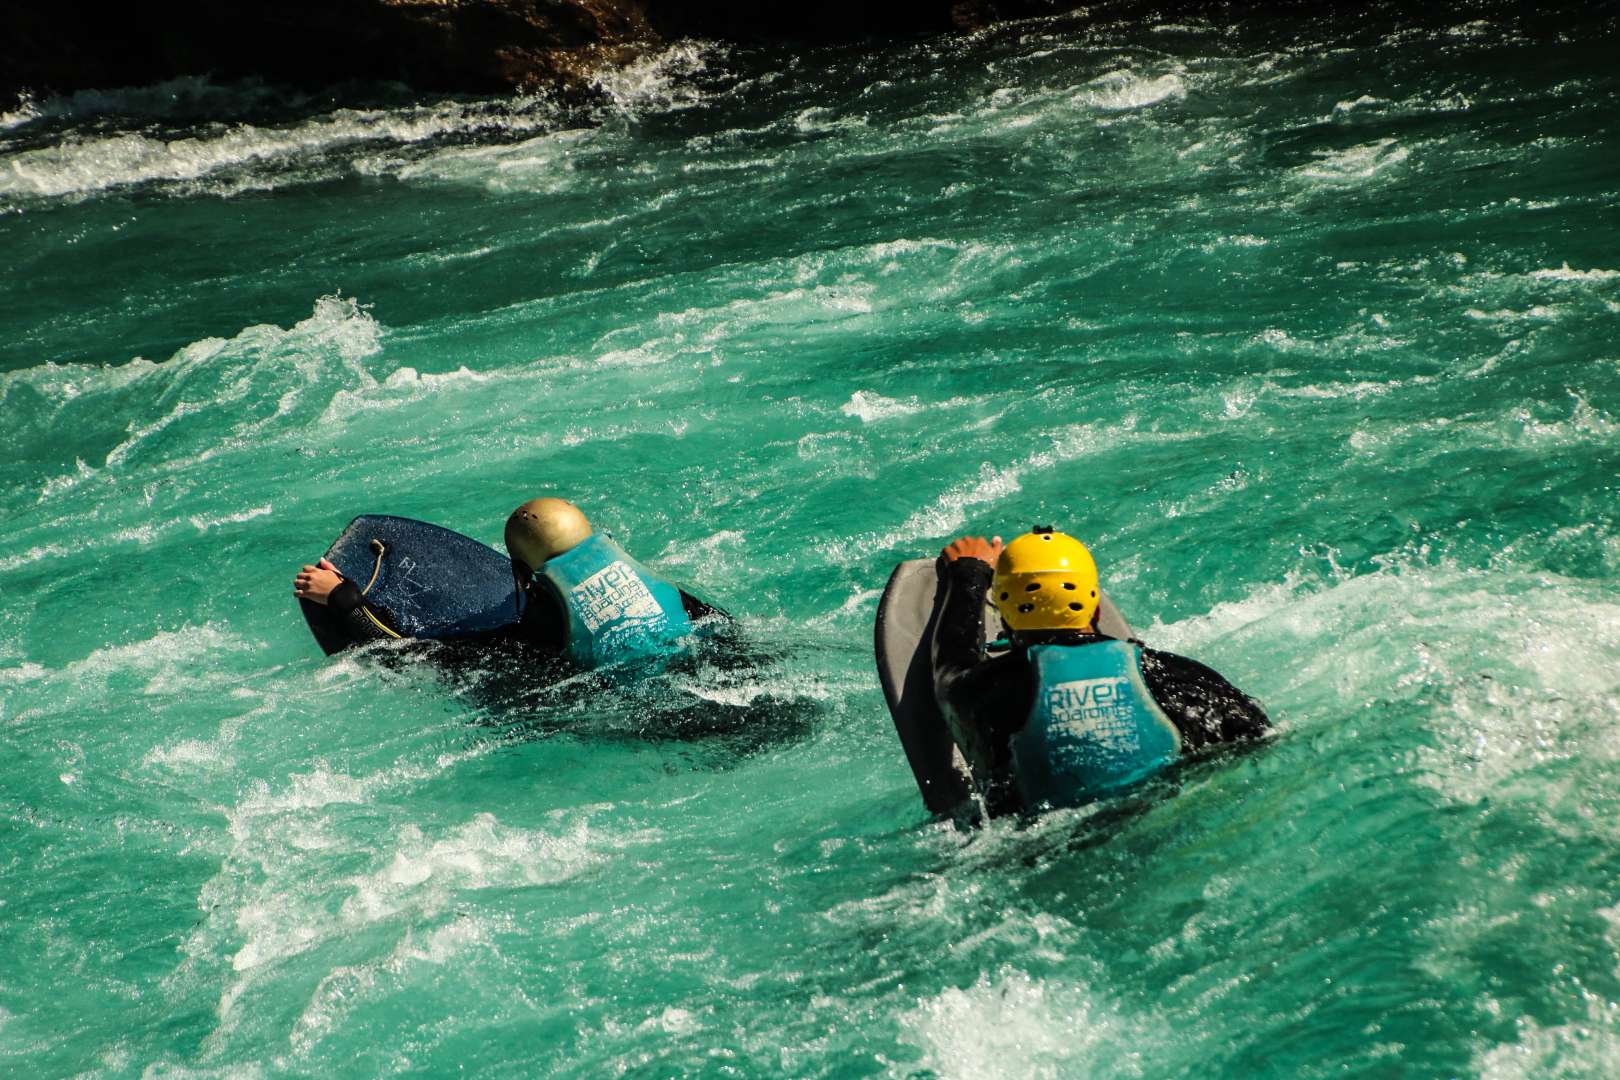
left=992, top=527, right=1100, bottom=632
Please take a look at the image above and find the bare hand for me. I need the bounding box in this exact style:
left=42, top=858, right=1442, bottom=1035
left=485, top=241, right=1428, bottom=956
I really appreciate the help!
left=940, top=535, right=1003, bottom=567
left=293, top=558, right=343, bottom=605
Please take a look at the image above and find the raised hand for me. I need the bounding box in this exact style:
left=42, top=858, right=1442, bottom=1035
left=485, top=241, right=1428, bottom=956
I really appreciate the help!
left=293, top=558, right=343, bottom=605
left=940, top=535, right=1004, bottom=567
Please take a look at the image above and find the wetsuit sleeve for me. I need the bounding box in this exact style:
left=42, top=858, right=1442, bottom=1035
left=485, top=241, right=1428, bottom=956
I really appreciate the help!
left=517, top=580, right=568, bottom=654
left=326, top=580, right=404, bottom=643
left=932, top=558, right=992, bottom=676
left=1138, top=647, right=1270, bottom=750
left=679, top=589, right=732, bottom=622
left=931, top=558, right=1036, bottom=776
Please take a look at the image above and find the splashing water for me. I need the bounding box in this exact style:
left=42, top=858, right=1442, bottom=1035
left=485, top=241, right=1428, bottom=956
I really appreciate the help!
left=3, top=5, right=1620, bottom=1076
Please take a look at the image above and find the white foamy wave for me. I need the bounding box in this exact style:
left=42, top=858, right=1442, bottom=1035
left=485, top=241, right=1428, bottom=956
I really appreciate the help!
left=1199, top=233, right=1269, bottom=254
left=383, top=127, right=595, bottom=192
left=60, top=624, right=257, bottom=684
left=142, top=695, right=273, bottom=773
left=872, top=460, right=1027, bottom=553
left=586, top=281, right=877, bottom=370
left=841, top=390, right=922, bottom=422
left=1475, top=998, right=1620, bottom=1079
left=36, top=457, right=98, bottom=503
left=231, top=764, right=405, bottom=824
left=340, top=813, right=605, bottom=925
left=1140, top=555, right=1620, bottom=734
left=654, top=529, right=746, bottom=570
left=319, top=363, right=518, bottom=424
left=289, top=917, right=492, bottom=1055
left=800, top=585, right=885, bottom=630
left=0, top=97, right=563, bottom=201
left=591, top=41, right=725, bottom=116
left=0, top=541, right=75, bottom=573
left=1296, top=138, right=1410, bottom=183
left=0, top=96, right=42, bottom=132
left=1353, top=394, right=1618, bottom=458
left=189, top=505, right=273, bottom=532
left=193, top=785, right=614, bottom=1040
left=867, top=419, right=1131, bottom=553
left=1, top=625, right=262, bottom=717
left=0, top=661, right=48, bottom=685
left=794, top=106, right=869, bottom=135
left=896, top=968, right=1136, bottom=1080
left=1326, top=91, right=1471, bottom=123
left=1527, top=264, right=1620, bottom=284
left=1332, top=94, right=1385, bottom=115
left=1, top=294, right=382, bottom=483
left=1074, top=70, right=1187, bottom=112
left=1463, top=305, right=1562, bottom=322
left=5, top=294, right=379, bottom=412
left=135, top=299, right=381, bottom=458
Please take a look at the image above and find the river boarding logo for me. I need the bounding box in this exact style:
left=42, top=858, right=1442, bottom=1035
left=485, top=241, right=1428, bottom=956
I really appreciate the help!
left=1045, top=676, right=1140, bottom=751
left=571, top=561, right=664, bottom=632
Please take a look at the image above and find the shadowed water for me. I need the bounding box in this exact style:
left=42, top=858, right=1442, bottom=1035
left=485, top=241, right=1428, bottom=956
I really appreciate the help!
left=3, top=3, right=1619, bottom=1076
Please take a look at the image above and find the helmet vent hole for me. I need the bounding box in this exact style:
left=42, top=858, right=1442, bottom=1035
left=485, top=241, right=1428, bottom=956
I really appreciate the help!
left=1025, top=583, right=1041, bottom=592
left=1090, top=590, right=1097, bottom=597
left=1062, top=582, right=1075, bottom=590
left=1069, top=603, right=1083, bottom=611
left=999, top=592, right=1009, bottom=601
left=1017, top=603, right=1035, bottom=614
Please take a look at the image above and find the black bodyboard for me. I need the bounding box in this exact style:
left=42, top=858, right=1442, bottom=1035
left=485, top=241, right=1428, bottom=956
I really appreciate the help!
left=300, top=515, right=521, bottom=655
left=874, top=558, right=1134, bottom=816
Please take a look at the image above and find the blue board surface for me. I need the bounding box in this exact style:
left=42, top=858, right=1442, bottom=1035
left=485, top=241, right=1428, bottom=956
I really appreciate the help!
left=300, top=515, right=522, bottom=654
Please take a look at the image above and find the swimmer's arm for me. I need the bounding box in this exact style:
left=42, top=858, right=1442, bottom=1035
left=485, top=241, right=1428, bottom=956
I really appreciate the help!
left=1138, top=647, right=1270, bottom=749
left=940, top=652, right=1034, bottom=774
left=293, top=560, right=403, bottom=642
left=325, top=579, right=405, bottom=641
left=932, top=555, right=1032, bottom=768
left=931, top=554, right=994, bottom=678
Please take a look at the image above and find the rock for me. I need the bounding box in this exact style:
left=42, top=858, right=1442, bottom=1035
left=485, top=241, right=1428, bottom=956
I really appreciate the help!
left=0, top=0, right=1061, bottom=108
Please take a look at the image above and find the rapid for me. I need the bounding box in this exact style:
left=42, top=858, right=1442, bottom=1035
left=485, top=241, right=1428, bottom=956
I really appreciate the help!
left=3, top=3, right=1620, bottom=1076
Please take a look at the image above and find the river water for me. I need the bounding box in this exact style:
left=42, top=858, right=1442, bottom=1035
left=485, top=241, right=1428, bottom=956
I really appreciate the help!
left=3, top=4, right=1619, bottom=1076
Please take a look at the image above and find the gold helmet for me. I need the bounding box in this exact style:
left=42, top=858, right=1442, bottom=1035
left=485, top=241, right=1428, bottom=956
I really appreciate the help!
left=992, top=527, right=1100, bottom=632
left=505, top=498, right=591, bottom=574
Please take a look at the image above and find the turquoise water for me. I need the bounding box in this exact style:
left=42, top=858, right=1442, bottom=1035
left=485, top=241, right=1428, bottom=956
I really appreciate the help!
left=4, top=5, right=1620, bottom=1075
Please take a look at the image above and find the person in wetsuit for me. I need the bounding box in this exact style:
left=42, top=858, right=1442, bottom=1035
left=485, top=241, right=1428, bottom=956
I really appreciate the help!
left=293, top=497, right=728, bottom=665
left=933, top=527, right=1269, bottom=815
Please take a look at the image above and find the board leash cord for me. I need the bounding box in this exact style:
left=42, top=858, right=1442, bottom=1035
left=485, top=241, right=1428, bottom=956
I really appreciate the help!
left=362, top=539, right=387, bottom=595
left=360, top=538, right=402, bottom=639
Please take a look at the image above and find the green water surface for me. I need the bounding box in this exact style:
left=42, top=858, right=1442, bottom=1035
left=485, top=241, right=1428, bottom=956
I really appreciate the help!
left=3, top=4, right=1620, bottom=1076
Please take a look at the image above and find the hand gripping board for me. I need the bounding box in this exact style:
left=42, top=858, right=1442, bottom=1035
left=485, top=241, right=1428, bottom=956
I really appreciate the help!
left=300, top=515, right=522, bottom=655
left=873, top=558, right=1133, bottom=815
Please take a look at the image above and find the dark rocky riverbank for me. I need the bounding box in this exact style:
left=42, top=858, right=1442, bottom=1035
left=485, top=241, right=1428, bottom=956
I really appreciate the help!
left=0, top=0, right=1056, bottom=107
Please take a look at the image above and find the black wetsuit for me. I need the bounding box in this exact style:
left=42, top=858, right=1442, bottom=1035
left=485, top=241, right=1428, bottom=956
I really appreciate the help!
left=932, top=557, right=1270, bottom=812
left=324, top=577, right=726, bottom=653
left=323, top=570, right=807, bottom=746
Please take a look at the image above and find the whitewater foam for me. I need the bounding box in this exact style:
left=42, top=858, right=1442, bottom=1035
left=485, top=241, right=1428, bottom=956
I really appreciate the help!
left=865, top=419, right=1132, bottom=553
left=896, top=968, right=1138, bottom=1080
left=0, top=97, right=566, bottom=201
left=841, top=390, right=922, bottom=422
left=591, top=41, right=727, bottom=117
left=1074, top=70, right=1188, bottom=112
left=1296, top=138, right=1411, bottom=183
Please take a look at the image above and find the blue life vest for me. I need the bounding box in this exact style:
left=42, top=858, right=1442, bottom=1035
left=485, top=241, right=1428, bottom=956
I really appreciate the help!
left=1009, top=640, right=1182, bottom=810
left=539, top=534, right=694, bottom=668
